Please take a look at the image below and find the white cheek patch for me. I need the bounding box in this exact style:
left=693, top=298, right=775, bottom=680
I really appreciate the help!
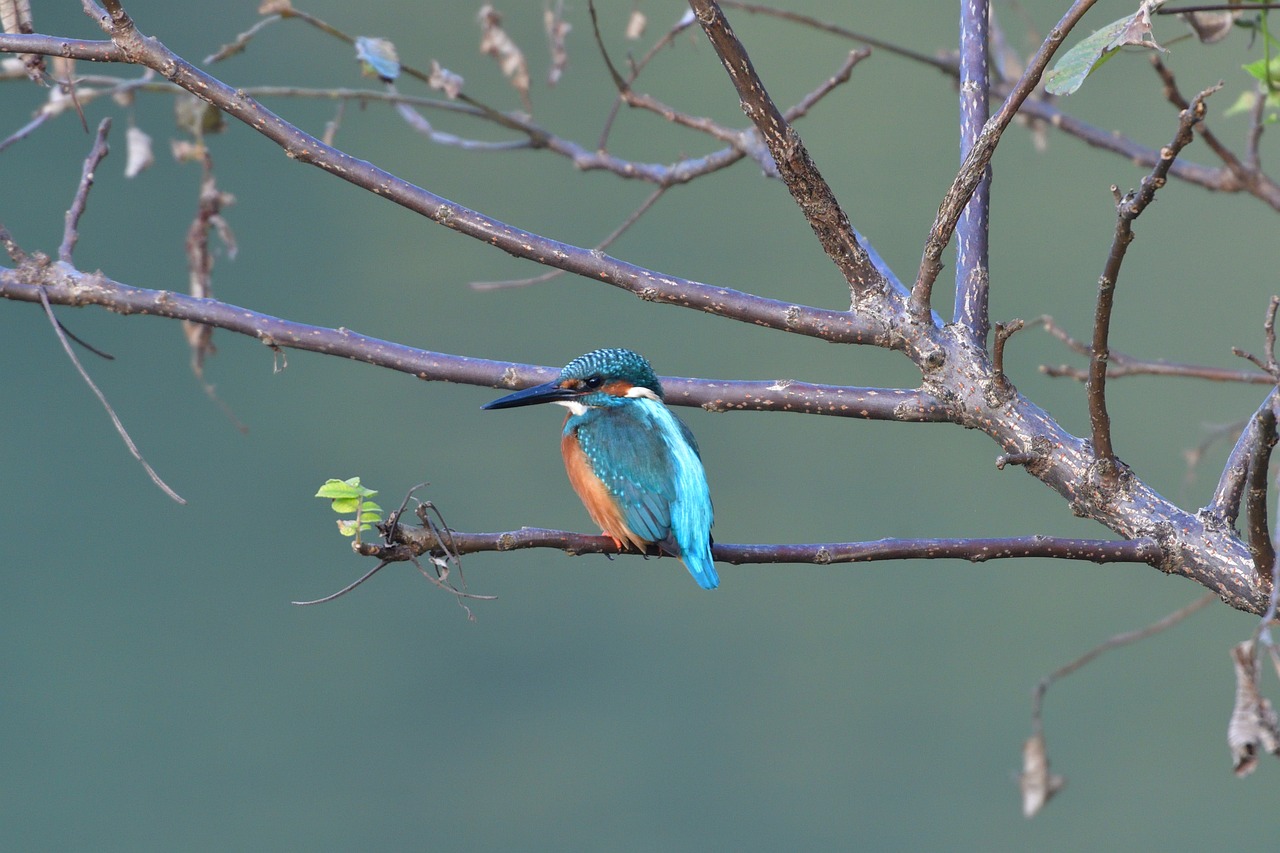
left=553, top=399, right=589, bottom=416
left=624, top=386, right=661, bottom=401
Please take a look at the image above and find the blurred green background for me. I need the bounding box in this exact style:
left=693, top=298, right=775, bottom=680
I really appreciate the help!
left=3, top=1, right=1278, bottom=849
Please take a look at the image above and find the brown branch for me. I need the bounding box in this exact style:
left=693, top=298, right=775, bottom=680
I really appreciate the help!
left=34, top=271, right=186, bottom=504
left=1210, top=390, right=1280, bottom=525
left=0, top=260, right=946, bottom=422
left=993, top=319, right=1024, bottom=382
left=687, top=0, right=891, bottom=298
left=1027, top=591, right=1217, bottom=813
left=1245, top=406, right=1277, bottom=582
left=470, top=186, right=669, bottom=291
left=718, top=1, right=955, bottom=72
left=0, top=28, right=892, bottom=346
left=58, top=117, right=111, bottom=263
left=695, top=3, right=1280, bottom=211
left=1036, top=315, right=1279, bottom=384
left=382, top=523, right=1164, bottom=568
left=912, top=0, right=1099, bottom=318
left=1086, top=85, right=1218, bottom=487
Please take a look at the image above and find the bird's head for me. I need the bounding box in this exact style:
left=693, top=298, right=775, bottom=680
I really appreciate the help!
left=483, top=348, right=664, bottom=414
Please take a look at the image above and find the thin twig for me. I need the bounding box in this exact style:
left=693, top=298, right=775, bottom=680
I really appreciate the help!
left=993, top=319, right=1024, bottom=381
left=35, top=285, right=186, bottom=504
left=719, top=1, right=954, bottom=72
left=1029, top=592, right=1217, bottom=756
left=596, top=8, right=697, bottom=149
left=1034, top=593, right=1216, bottom=701
left=471, top=186, right=668, bottom=290
left=58, top=117, right=111, bottom=263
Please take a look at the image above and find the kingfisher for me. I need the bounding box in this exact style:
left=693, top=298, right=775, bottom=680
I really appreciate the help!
left=483, top=348, right=718, bottom=590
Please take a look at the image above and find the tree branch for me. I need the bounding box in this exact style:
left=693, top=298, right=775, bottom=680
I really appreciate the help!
left=380, top=522, right=1164, bottom=568
left=0, top=259, right=945, bottom=422
left=687, top=0, right=893, bottom=300
left=0, top=28, right=892, bottom=347
left=954, top=0, right=991, bottom=341
left=912, top=0, right=1099, bottom=318
left=1086, top=84, right=1217, bottom=487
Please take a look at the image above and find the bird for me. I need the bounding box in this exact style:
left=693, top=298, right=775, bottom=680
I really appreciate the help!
left=483, top=348, right=718, bottom=590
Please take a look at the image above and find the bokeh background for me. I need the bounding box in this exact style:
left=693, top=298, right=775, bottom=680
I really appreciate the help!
left=4, top=1, right=1278, bottom=849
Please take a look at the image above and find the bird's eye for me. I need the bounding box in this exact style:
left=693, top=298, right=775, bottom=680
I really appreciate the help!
left=584, top=375, right=604, bottom=389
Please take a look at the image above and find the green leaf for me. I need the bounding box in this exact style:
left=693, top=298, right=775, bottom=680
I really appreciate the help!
left=329, top=497, right=360, bottom=514
left=315, top=477, right=378, bottom=500
left=1044, top=5, right=1164, bottom=96
left=1224, top=90, right=1259, bottom=118
left=1243, top=55, right=1280, bottom=85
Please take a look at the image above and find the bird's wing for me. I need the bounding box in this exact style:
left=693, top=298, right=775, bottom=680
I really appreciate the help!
left=575, top=404, right=680, bottom=547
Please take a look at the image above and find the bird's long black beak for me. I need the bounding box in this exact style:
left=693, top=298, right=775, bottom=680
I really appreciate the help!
left=483, top=381, right=578, bottom=410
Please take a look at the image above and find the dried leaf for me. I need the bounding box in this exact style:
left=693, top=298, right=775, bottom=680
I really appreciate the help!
left=124, top=125, right=154, bottom=178
left=174, top=93, right=225, bottom=137
left=0, top=0, right=33, bottom=34
left=1018, top=731, right=1066, bottom=818
left=1228, top=641, right=1280, bottom=777
left=170, top=139, right=203, bottom=163
left=1, top=0, right=43, bottom=79
left=1044, top=1, right=1165, bottom=96
left=544, top=0, right=570, bottom=86
left=478, top=4, right=530, bottom=107
left=625, top=10, right=647, bottom=41
left=354, top=36, right=400, bottom=83
left=429, top=60, right=464, bottom=100
left=1181, top=10, right=1240, bottom=45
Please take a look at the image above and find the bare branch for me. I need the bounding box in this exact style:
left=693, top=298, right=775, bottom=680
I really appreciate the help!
left=1210, top=390, right=1280, bottom=525
left=58, top=117, right=111, bottom=263
left=1086, top=85, right=1218, bottom=487
left=912, top=0, right=1099, bottom=317
left=687, top=0, right=892, bottom=298
left=1028, top=592, right=1216, bottom=811
left=0, top=27, right=892, bottom=345
left=701, top=4, right=1280, bottom=211
left=955, top=0, right=991, bottom=341
left=35, top=283, right=185, bottom=504
left=1245, top=406, right=1277, bottom=582
left=0, top=260, right=944, bottom=422
left=471, top=186, right=668, bottom=291
left=382, top=523, right=1164, bottom=567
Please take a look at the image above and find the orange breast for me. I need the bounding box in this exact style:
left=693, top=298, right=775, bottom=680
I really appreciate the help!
left=561, top=427, right=647, bottom=552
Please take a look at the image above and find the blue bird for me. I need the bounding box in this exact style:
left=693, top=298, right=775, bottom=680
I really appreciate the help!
left=484, top=348, right=718, bottom=590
